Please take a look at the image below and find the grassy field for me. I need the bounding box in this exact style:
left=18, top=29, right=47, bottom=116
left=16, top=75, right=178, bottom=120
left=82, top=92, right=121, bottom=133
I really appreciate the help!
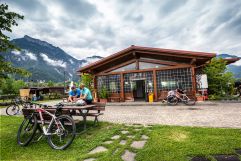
left=0, top=116, right=241, bottom=161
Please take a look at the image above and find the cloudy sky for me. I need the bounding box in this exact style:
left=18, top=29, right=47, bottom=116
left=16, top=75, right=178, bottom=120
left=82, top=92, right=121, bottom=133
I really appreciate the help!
left=3, top=0, right=241, bottom=60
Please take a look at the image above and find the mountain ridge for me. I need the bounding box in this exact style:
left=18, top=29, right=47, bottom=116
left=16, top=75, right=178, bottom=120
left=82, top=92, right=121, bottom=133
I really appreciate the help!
left=1, top=35, right=103, bottom=82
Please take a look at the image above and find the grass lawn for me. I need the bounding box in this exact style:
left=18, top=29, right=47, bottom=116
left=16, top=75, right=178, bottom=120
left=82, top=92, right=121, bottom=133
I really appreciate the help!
left=0, top=116, right=241, bottom=161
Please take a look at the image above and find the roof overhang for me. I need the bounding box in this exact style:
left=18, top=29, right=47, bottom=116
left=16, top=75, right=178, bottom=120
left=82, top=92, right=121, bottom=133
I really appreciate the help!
left=77, top=45, right=216, bottom=74
left=224, top=58, right=240, bottom=65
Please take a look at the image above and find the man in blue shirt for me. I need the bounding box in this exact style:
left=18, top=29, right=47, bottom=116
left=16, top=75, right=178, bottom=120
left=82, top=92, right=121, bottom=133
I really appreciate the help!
left=68, top=85, right=81, bottom=102
left=79, top=83, right=93, bottom=104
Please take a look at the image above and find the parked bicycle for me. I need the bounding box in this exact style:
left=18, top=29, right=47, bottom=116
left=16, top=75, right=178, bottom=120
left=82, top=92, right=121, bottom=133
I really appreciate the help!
left=166, top=89, right=196, bottom=105
left=6, top=97, right=30, bottom=116
left=17, top=102, right=76, bottom=150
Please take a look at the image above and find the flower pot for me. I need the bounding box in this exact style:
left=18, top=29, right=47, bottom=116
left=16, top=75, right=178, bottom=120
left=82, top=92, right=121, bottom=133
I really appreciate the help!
left=196, top=96, right=204, bottom=101
left=99, top=98, right=107, bottom=103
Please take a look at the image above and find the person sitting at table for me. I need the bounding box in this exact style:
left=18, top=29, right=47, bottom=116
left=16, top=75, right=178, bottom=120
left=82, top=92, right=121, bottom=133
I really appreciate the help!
left=68, top=85, right=81, bottom=102
left=79, top=83, right=93, bottom=104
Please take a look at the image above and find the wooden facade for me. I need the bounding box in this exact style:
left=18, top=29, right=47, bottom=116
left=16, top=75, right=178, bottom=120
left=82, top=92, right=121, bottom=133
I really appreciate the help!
left=78, top=45, right=218, bottom=102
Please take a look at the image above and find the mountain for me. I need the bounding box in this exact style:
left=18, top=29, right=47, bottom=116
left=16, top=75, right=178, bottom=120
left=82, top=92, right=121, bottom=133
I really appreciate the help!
left=217, top=54, right=241, bottom=78
left=1, top=35, right=102, bottom=82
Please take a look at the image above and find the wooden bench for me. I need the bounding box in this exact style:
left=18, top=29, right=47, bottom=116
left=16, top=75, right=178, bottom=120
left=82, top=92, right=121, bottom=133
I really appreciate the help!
left=108, top=93, right=121, bottom=102
left=86, top=102, right=105, bottom=125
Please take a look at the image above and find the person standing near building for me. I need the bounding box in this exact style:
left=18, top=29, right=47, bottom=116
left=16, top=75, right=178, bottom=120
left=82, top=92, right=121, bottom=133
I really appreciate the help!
left=79, top=83, right=93, bottom=104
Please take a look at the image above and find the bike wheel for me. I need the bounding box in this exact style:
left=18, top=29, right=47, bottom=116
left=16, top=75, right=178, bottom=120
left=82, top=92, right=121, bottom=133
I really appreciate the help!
left=167, top=96, right=178, bottom=105
left=6, top=104, right=20, bottom=116
left=47, top=115, right=76, bottom=150
left=17, top=115, right=38, bottom=146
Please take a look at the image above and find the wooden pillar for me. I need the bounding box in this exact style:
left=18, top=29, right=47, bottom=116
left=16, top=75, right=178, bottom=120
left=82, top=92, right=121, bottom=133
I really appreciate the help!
left=191, top=67, right=196, bottom=95
left=136, top=59, right=139, bottom=70
left=153, top=69, right=158, bottom=102
left=120, top=73, right=124, bottom=101
left=93, top=76, right=98, bottom=101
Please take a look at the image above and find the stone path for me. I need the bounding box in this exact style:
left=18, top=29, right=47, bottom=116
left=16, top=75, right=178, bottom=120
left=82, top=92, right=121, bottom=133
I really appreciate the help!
left=121, top=150, right=136, bottom=161
left=84, top=125, right=150, bottom=161
left=83, top=158, right=96, bottom=161
left=111, top=135, right=120, bottom=140
left=130, top=141, right=147, bottom=149
left=103, top=140, right=113, bottom=144
left=88, top=146, right=108, bottom=154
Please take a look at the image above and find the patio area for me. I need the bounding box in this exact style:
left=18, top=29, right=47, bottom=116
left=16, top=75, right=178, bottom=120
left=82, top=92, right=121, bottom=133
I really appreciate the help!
left=101, top=102, right=241, bottom=128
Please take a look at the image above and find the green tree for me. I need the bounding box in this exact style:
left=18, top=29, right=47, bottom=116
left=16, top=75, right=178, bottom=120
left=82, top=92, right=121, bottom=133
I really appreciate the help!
left=0, top=3, right=30, bottom=83
left=204, top=57, right=235, bottom=97
left=80, top=74, right=94, bottom=90
left=47, top=80, right=54, bottom=87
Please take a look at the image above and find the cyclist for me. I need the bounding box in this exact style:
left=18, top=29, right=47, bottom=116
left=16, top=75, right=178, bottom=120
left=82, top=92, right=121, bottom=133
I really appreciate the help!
left=68, top=85, right=81, bottom=102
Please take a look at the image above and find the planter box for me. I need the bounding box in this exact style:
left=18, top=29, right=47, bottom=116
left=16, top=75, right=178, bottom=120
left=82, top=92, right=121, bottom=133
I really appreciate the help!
left=99, top=98, right=107, bottom=103
left=196, top=96, right=204, bottom=101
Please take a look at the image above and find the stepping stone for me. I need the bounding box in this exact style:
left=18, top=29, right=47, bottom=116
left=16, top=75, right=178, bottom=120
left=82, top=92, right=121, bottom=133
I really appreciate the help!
left=120, top=140, right=127, bottom=145
left=127, top=135, right=134, bottom=138
left=121, top=130, right=129, bottom=134
left=190, top=156, right=210, bottom=161
left=214, top=154, right=240, bottom=161
left=111, top=135, right=120, bottom=140
left=84, top=158, right=96, bottom=161
left=141, top=135, right=149, bottom=140
left=235, top=149, right=241, bottom=155
left=88, top=146, right=108, bottom=154
left=131, top=141, right=146, bottom=149
left=121, top=150, right=136, bottom=161
left=103, top=140, right=113, bottom=144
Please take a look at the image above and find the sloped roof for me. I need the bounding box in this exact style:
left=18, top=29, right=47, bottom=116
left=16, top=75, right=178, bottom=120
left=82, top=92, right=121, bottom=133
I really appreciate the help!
left=78, top=45, right=217, bottom=73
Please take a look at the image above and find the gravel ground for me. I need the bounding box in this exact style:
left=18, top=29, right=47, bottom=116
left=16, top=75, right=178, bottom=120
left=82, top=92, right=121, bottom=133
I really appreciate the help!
left=101, top=102, right=241, bottom=128
left=1, top=101, right=241, bottom=128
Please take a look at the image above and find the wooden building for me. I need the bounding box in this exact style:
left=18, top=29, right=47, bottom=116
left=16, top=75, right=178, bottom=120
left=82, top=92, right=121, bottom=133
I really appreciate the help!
left=77, top=45, right=238, bottom=102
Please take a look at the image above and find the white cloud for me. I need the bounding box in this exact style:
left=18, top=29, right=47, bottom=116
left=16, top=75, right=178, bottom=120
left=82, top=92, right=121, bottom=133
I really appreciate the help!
left=4, top=0, right=241, bottom=59
left=12, top=50, right=21, bottom=55
left=233, top=60, right=241, bottom=66
left=81, top=57, right=101, bottom=66
left=25, top=50, right=37, bottom=61
left=40, top=53, right=66, bottom=68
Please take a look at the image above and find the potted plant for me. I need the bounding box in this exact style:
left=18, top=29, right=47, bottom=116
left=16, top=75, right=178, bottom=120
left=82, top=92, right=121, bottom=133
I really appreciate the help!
left=99, top=86, right=108, bottom=103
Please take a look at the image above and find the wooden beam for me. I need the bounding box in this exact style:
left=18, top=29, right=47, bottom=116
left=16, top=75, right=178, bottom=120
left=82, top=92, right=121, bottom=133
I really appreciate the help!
left=99, top=59, right=136, bottom=74
left=96, top=64, right=192, bottom=76
left=137, top=50, right=208, bottom=59
left=153, top=70, right=158, bottom=102
left=190, top=58, right=197, bottom=65
left=120, top=73, right=124, bottom=101
left=191, top=67, right=196, bottom=94
left=136, top=59, right=139, bottom=70
left=139, top=58, right=181, bottom=66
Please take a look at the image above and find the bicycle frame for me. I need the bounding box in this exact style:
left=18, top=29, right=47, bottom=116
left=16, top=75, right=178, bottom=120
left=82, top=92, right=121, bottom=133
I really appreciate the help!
left=35, top=108, right=65, bottom=136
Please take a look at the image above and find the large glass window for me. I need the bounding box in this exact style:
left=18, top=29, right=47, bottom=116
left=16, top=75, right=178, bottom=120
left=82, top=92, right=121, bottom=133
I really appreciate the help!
left=97, top=75, right=120, bottom=94
left=111, top=63, right=136, bottom=72
left=139, top=62, right=168, bottom=69
left=156, top=68, right=192, bottom=91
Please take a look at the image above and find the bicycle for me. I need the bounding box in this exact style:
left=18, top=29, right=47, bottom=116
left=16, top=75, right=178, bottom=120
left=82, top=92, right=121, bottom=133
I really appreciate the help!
left=166, top=89, right=196, bottom=106
left=17, top=103, right=76, bottom=150
left=6, top=97, right=30, bottom=116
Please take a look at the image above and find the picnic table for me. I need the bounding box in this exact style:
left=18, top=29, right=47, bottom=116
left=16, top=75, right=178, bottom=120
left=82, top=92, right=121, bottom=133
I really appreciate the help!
left=22, top=102, right=105, bottom=131
left=58, top=103, right=105, bottom=130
